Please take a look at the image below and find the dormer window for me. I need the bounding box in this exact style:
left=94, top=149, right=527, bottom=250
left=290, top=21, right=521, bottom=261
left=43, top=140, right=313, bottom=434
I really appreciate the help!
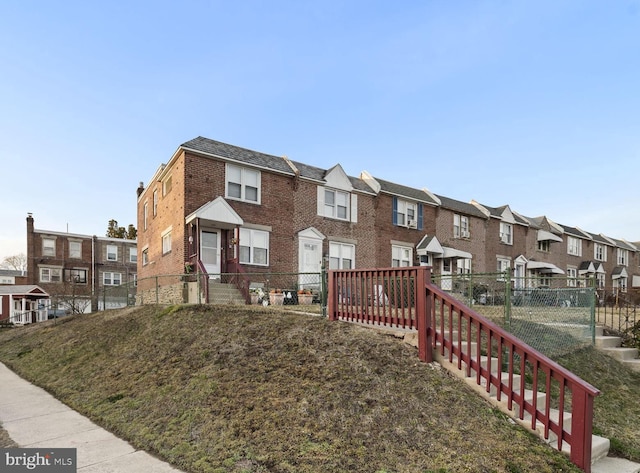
left=325, top=189, right=349, bottom=220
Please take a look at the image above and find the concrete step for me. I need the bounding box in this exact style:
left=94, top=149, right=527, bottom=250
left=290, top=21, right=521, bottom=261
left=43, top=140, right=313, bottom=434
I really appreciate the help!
left=592, top=455, right=640, bottom=473
left=622, top=359, right=640, bottom=373
left=595, top=335, right=622, bottom=349
left=601, top=347, right=639, bottom=362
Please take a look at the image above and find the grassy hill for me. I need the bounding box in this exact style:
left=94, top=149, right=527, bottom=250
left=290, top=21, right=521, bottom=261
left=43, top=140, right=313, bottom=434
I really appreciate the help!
left=0, top=304, right=637, bottom=472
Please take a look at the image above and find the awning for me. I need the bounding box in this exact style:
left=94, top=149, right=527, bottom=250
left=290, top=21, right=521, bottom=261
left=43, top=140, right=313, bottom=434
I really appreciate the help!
left=440, top=247, right=472, bottom=260
left=612, top=267, right=628, bottom=279
left=185, top=196, right=244, bottom=228
left=578, top=261, right=606, bottom=275
left=527, top=261, right=565, bottom=274
left=416, top=235, right=444, bottom=256
left=537, top=230, right=563, bottom=243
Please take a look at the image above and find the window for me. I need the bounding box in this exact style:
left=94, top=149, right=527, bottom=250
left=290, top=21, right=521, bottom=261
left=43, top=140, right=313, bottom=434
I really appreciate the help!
left=103, top=272, right=122, bottom=286
left=42, top=238, right=56, bottom=256
left=329, top=242, right=354, bottom=270
left=143, top=202, right=148, bottom=230
left=162, top=174, right=172, bottom=196
left=239, top=228, right=269, bottom=266
left=395, top=200, right=417, bottom=227
left=594, top=244, right=607, bottom=262
left=616, top=276, right=628, bottom=292
left=107, top=245, right=118, bottom=261
left=132, top=274, right=137, bottom=287
left=129, top=248, right=137, bottom=263
left=567, top=236, right=582, bottom=257
left=567, top=267, right=577, bottom=287
left=324, top=189, right=349, bottom=220
left=454, top=214, right=470, bottom=238
left=497, top=258, right=511, bottom=280
left=226, top=164, right=260, bottom=203
left=142, top=248, right=149, bottom=266
left=457, top=258, right=471, bottom=277
left=153, top=189, right=158, bottom=216
left=162, top=229, right=172, bottom=255
left=69, top=241, right=82, bottom=259
left=617, top=248, right=628, bottom=266
left=65, top=269, right=87, bottom=284
left=538, top=240, right=550, bottom=252
left=40, top=267, right=62, bottom=283
left=499, top=223, right=512, bottom=245
left=596, top=273, right=605, bottom=289
left=392, top=245, right=412, bottom=267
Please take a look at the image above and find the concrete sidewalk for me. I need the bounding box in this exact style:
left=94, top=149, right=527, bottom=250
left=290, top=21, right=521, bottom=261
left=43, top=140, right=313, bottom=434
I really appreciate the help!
left=0, top=362, right=184, bottom=472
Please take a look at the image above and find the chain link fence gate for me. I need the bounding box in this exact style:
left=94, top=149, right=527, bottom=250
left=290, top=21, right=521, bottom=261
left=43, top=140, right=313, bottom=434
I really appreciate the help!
left=431, top=272, right=596, bottom=358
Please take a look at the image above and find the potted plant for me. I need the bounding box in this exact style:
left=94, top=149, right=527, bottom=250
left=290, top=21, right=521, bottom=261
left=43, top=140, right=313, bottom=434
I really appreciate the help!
left=269, top=289, right=284, bottom=305
left=297, top=288, right=313, bottom=305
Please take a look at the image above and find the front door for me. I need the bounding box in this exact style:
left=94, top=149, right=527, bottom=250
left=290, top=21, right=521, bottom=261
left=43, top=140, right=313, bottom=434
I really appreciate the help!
left=441, top=258, right=452, bottom=290
left=299, top=238, right=322, bottom=290
left=201, top=230, right=221, bottom=277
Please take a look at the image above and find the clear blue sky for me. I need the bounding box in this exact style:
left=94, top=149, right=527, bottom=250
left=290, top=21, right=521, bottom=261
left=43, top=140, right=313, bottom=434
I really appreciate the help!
left=1, top=0, right=639, bottom=263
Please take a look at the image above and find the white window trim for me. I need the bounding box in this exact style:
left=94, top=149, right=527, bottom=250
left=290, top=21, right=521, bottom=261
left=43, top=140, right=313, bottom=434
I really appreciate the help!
left=567, top=236, right=582, bottom=257
left=39, top=266, right=62, bottom=283
left=239, top=228, right=270, bottom=266
left=317, top=186, right=358, bottom=223
left=103, top=271, right=122, bottom=286
left=162, top=227, right=172, bottom=255
left=106, top=244, right=118, bottom=262
left=454, top=214, right=470, bottom=238
left=129, top=247, right=137, bottom=263
left=594, top=243, right=607, bottom=262
left=225, top=163, right=261, bottom=204
left=391, top=244, right=412, bottom=267
left=329, top=241, right=355, bottom=269
left=617, top=248, right=628, bottom=266
left=499, top=223, right=513, bottom=245
left=42, top=237, right=56, bottom=256
left=69, top=240, right=82, bottom=259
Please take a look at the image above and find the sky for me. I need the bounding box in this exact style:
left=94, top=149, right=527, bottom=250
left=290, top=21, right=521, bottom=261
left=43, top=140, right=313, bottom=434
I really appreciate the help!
left=1, top=0, right=639, bottom=264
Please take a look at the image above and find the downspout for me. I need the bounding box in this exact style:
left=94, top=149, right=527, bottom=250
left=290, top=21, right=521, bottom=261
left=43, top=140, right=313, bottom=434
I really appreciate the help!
left=91, top=236, right=95, bottom=309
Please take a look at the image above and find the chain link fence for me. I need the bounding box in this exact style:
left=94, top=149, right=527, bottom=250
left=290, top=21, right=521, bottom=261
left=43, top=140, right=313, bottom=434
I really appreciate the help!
left=432, top=272, right=595, bottom=358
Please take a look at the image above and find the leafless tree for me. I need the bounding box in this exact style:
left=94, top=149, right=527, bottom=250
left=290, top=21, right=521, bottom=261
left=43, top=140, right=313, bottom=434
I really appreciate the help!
left=2, top=253, right=27, bottom=272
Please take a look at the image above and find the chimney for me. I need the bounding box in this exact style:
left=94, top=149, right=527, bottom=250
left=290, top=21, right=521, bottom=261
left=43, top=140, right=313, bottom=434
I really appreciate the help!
left=137, top=182, right=145, bottom=197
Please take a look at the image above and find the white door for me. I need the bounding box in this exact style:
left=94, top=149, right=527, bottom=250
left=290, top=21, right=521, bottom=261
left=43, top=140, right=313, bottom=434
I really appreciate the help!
left=441, top=258, right=452, bottom=290
left=299, top=238, right=322, bottom=289
left=201, top=230, right=221, bottom=277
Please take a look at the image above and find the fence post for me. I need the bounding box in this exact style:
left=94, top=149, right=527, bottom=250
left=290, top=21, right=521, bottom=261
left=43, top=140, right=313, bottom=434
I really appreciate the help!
left=416, top=267, right=432, bottom=363
left=504, top=269, right=512, bottom=328
left=570, top=387, right=594, bottom=473
left=321, top=261, right=328, bottom=318
left=327, top=269, right=336, bottom=321
left=590, top=287, right=596, bottom=345
left=155, top=276, right=159, bottom=304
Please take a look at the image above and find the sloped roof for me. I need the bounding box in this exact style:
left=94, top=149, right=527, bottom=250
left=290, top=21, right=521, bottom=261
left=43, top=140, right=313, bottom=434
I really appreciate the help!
left=181, top=137, right=374, bottom=194
left=0, top=285, right=49, bottom=297
left=435, top=194, right=487, bottom=219
left=559, top=224, right=592, bottom=240
left=182, top=136, right=296, bottom=175
left=371, top=177, right=440, bottom=205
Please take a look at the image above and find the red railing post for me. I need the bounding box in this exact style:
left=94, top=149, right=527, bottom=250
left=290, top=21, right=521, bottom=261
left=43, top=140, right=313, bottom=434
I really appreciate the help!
left=416, top=266, right=432, bottom=362
left=570, top=387, right=594, bottom=473
left=328, top=269, right=337, bottom=321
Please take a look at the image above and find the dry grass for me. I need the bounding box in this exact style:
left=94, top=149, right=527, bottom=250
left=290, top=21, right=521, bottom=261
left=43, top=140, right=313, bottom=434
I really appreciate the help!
left=0, top=305, right=591, bottom=472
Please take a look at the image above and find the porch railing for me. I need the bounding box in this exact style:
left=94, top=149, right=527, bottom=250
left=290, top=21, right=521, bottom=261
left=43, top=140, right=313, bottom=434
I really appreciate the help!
left=327, top=266, right=600, bottom=472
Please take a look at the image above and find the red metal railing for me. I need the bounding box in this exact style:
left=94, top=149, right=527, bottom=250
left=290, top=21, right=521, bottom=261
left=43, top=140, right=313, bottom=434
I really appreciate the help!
left=328, top=266, right=600, bottom=472
left=226, top=259, right=251, bottom=303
